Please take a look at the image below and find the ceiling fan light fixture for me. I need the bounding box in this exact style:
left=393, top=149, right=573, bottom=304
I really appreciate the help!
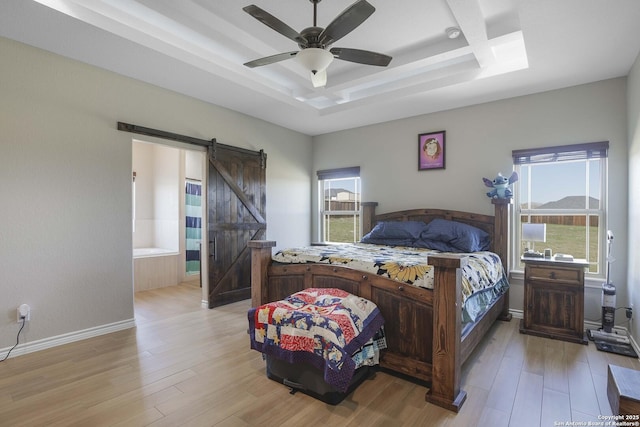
left=295, top=48, right=334, bottom=74
left=311, top=70, right=327, bottom=88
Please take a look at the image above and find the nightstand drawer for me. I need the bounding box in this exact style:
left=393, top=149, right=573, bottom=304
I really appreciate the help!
left=527, top=266, right=581, bottom=284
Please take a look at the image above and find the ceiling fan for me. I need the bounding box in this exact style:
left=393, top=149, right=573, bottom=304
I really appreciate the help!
left=243, top=0, right=392, bottom=87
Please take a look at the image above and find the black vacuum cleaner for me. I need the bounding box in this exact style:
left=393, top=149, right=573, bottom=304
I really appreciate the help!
left=587, top=231, right=637, bottom=357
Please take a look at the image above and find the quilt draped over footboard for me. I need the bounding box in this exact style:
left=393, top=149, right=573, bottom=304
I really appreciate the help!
left=248, top=288, right=385, bottom=392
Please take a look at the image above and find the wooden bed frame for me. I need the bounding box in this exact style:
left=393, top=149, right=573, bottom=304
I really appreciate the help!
left=248, top=198, right=511, bottom=412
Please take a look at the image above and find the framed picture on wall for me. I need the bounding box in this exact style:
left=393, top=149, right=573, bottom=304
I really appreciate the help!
left=418, top=131, right=446, bottom=170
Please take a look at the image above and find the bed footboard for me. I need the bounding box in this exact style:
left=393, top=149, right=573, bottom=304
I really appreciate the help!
left=248, top=241, right=472, bottom=412
left=248, top=199, right=510, bottom=412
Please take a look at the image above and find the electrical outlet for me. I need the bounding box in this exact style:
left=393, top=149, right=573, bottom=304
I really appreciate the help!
left=17, top=304, right=30, bottom=322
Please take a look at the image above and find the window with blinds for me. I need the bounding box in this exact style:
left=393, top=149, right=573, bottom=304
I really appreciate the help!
left=317, top=167, right=361, bottom=243
left=512, top=142, right=609, bottom=274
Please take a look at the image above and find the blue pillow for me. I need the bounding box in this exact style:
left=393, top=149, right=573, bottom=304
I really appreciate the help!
left=412, top=237, right=459, bottom=252
left=420, top=219, right=490, bottom=253
left=361, top=221, right=428, bottom=244
left=359, top=237, right=416, bottom=247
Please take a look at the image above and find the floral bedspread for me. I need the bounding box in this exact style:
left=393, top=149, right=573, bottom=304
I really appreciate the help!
left=272, top=243, right=508, bottom=324
left=248, top=288, right=385, bottom=392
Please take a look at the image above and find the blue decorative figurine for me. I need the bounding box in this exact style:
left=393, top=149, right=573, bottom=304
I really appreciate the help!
left=483, top=171, right=518, bottom=199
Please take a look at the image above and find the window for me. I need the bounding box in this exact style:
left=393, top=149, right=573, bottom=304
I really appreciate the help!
left=317, top=167, right=361, bottom=243
left=512, top=142, right=608, bottom=274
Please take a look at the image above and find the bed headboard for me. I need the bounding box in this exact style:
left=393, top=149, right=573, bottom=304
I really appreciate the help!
left=362, top=199, right=510, bottom=268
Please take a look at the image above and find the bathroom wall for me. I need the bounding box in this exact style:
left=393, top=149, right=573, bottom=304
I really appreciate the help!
left=132, top=141, right=180, bottom=252
left=185, top=150, right=203, bottom=181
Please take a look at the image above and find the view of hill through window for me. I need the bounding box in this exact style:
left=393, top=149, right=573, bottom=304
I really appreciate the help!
left=518, top=160, right=602, bottom=273
left=519, top=161, right=600, bottom=207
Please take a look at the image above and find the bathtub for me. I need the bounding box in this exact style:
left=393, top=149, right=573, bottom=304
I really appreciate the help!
left=133, top=247, right=179, bottom=258
left=133, top=247, right=180, bottom=292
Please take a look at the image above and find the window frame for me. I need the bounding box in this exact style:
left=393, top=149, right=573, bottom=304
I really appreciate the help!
left=511, top=142, right=609, bottom=276
left=317, top=167, right=361, bottom=243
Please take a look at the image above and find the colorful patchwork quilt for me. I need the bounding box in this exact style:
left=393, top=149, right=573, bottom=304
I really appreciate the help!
left=272, top=243, right=509, bottom=324
left=248, top=288, right=385, bottom=392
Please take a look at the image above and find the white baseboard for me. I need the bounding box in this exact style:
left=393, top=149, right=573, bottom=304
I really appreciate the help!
left=0, top=319, right=136, bottom=360
left=509, top=309, right=639, bottom=357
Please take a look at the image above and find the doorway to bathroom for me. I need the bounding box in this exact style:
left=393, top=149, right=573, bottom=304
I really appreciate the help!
left=121, top=122, right=267, bottom=309
left=132, top=139, right=207, bottom=303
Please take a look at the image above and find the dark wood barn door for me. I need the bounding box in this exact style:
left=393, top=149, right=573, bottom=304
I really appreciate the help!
left=207, top=143, right=266, bottom=308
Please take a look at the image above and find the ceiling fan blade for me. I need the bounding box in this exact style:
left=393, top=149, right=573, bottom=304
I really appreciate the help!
left=243, top=5, right=307, bottom=46
left=244, top=51, right=298, bottom=68
left=319, top=0, right=375, bottom=46
left=310, top=70, right=327, bottom=88
left=330, top=47, right=392, bottom=66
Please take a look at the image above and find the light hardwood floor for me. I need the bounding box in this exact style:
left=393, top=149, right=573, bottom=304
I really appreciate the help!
left=1, top=284, right=639, bottom=426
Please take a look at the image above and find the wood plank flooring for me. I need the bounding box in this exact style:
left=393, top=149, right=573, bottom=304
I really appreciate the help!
left=1, top=284, right=638, bottom=426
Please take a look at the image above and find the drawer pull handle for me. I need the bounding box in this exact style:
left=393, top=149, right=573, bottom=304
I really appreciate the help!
left=398, top=286, right=405, bottom=291
left=549, top=271, right=556, bottom=279
left=362, top=275, right=368, bottom=280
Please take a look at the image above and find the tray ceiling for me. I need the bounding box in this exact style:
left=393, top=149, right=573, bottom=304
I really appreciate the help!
left=1, top=0, right=640, bottom=135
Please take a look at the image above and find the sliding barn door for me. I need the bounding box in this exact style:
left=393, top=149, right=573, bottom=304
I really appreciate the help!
left=207, top=142, right=266, bottom=308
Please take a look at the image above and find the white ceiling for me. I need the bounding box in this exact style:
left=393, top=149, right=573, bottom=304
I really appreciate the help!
left=2, top=0, right=640, bottom=136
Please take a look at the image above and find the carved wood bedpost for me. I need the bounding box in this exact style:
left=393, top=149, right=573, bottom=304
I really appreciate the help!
left=248, top=240, right=276, bottom=307
left=426, top=254, right=467, bottom=412
left=362, top=202, right=378, bottom=235
left=492, top=198, right=512, bottom=321
left=491, top=198, right=510, bottom=269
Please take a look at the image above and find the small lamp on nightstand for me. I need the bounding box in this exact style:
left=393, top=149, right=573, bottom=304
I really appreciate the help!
left=522, top=223, right=546, bottom=257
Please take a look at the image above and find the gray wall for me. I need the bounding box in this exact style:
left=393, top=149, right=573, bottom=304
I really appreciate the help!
left=0, top=37, right=312, bottom=352
left=313, top=78, right=630, bottom=332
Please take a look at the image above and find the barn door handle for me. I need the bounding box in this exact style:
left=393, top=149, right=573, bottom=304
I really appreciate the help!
left=209, top=238, right=217, bottom=261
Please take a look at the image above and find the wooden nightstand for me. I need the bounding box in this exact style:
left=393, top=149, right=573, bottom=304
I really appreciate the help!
left=520, top=257, right=590, bottom=344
